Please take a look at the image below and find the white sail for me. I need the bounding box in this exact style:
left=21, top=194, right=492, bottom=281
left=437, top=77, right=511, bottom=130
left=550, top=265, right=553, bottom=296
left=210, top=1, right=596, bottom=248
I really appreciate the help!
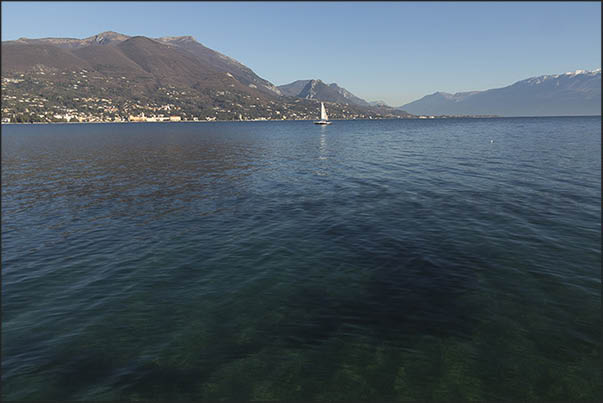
left=314, top=102, right=331, bottom=124
left=320, top=102, right=328, bottom=121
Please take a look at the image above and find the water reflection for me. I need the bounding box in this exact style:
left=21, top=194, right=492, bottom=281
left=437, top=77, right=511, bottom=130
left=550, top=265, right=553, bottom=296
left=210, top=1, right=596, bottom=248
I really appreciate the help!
left=313, top=130, right=330, bottom=177
left=319, top=132, right=328, bottom=161
left=2, top=123, right=264, bottom=224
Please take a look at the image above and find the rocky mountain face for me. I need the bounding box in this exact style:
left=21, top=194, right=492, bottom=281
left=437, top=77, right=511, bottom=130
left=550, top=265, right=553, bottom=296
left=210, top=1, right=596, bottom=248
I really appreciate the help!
left=278, top=80, right=313, bottom=97
left=278, top=79, right=370, bottom=106
left=400, top=69, right=601, bottom=116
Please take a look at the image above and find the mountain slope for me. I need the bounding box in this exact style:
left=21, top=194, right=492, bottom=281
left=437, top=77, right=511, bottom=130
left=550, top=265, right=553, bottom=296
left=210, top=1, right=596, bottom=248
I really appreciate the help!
left=278, top=79, right=313, bottom=97
left=71, top=41, right=152, bottom=77
left=155, top=36, right=282, bottom=97
left=1, top=31, right=415, bottom=122
left=2, top=34, right=274, bottom=98
left=400, top=69, right=601, bottom=116
left=1, top=42, right=92, bottom=72
left=278, top=79, right=370, bottom=106
left=6, top=31, right=282, bottom=98
left=114, top=36, right=218, bottom=83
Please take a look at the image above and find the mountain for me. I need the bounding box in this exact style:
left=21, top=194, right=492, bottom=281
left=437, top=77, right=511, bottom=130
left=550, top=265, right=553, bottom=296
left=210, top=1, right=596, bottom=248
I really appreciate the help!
left=278, top=79, right=370, bottom=106
left=400, top=69, right=601, bottom=116
left=278, top=80, right=314, bottom=97
left=155, top=36, right=282, bottom=97
left=2, top=35, right=265, bottom=97
left=1, top=31, right=414, bottom=123
left=9, top=31, right=130, bottom=48
left=4, top=31, right=281, bottom=97
left=368, top=100, right=390, bottom=107
left=2, top=42, right=93, bottom=72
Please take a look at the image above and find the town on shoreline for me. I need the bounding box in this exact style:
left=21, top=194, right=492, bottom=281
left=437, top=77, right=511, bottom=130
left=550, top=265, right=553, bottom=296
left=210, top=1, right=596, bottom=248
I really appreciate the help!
left=1, top=72, right=498, bottom=124
left=1, top=114, right=503, bottom=125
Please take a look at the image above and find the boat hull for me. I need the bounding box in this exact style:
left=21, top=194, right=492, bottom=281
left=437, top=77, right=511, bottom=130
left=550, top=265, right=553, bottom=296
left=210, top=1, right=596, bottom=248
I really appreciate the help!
left=313, top=121, right=332, bottom=125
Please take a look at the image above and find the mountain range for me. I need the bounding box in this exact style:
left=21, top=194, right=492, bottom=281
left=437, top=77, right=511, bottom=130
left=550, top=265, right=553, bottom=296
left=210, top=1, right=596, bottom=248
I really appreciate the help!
left=3, top=31, right=282, bottom=98
left=400, top=69, right=601, bottom=116
left=7, top=32, right=375, bottom=106
left=2, top=31, right=599, bottom=121
left=1, top=31, right=411, bottom=122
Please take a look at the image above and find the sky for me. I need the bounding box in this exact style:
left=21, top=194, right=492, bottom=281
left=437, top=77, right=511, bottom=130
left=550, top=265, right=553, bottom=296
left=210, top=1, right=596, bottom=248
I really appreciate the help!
left=2, top=1, right=601, bottom=106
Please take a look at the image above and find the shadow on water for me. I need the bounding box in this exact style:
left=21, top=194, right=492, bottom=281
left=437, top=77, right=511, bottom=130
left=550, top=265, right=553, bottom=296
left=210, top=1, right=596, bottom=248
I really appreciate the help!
left=36, top=243, right=484, bottom=401
left=272, top=240, right=482, bottom=349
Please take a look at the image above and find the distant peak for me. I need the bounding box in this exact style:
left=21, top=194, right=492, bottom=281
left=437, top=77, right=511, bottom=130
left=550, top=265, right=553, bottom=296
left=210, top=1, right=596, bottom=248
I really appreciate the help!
left=565, top=69, right=586, bottom=75
left=96, top=31, right=123, bottom=36
left=87, top=31, right=130, bottom=44
left=369, top=100, right=389, bottom=107
left=563, top=68, right=601, bottom=75
left=93, top=31, right=129, bottom=39
left=522, top=68, right=602, bottom=84
left=158, top=35, right=197, bottom=42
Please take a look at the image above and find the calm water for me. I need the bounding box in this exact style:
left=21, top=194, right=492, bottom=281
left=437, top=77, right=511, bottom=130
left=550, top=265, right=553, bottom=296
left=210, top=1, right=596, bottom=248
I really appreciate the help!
left=2, top=117, right=601, bottom=401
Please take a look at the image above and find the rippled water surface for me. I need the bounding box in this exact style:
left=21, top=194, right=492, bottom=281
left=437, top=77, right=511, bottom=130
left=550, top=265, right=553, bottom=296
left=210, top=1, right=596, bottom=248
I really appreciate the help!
left=2, top=117, right=601, bottom=401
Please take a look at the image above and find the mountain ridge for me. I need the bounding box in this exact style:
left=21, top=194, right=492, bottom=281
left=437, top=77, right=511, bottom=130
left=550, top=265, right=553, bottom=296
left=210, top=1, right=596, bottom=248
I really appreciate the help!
left=400, top=69, right=601, bottom=116
left=278, top=79, right=370, bottom=106
left=5, top=32, right=282, bottom=97
left=1, top=31, right=414, bottom=123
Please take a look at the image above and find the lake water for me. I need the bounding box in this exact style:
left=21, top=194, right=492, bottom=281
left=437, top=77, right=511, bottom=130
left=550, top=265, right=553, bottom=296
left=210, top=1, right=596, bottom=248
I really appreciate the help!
left=2, top=117, right=601, bottom=401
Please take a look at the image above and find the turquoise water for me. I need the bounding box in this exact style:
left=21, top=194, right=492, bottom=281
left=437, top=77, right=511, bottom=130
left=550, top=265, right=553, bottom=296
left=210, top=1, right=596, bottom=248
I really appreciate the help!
left=2, top=117, right=601, bottom=401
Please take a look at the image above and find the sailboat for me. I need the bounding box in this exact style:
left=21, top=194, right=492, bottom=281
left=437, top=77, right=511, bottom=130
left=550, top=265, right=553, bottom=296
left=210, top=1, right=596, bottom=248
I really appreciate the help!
left=314, top=102, right=332, bottom=125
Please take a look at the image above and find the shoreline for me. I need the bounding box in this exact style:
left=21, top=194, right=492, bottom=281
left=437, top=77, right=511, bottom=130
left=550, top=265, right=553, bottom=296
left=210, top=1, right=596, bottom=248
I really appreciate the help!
left=1, top=115, right=600, bottom=125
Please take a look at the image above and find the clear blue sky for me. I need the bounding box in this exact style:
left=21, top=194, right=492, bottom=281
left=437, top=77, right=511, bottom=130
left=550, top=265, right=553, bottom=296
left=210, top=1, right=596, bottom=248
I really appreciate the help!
left=2, top=1, right=601, bottom=106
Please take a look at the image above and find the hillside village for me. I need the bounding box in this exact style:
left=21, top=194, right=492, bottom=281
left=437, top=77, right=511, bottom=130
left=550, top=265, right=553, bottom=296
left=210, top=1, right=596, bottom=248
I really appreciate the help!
left=1, top=32, right=502, bottom=124
left=1, top=32, right=419, bottom=124
left=1, top=69, right=412, bottom=124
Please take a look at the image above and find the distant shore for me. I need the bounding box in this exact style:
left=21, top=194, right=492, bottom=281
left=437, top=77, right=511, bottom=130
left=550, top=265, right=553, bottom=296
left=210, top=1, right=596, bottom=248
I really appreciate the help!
left=1, top=118, right=484, bottom=125
left=3, top=115, right=601, bottom=125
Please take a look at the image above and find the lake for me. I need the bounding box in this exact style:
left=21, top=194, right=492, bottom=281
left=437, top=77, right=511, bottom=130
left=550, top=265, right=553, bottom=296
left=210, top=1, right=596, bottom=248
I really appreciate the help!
left=1, top=117, right=601, bottom=401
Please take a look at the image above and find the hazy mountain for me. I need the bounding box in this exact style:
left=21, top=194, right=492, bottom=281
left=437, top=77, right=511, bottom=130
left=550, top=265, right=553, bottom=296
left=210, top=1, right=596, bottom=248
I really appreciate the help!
left=278, top=79, right=370, bottom=106
left=368, top=100, right=390, bottom=107
left=278, top=80, right=314, bottom=97
left=400, top=69, right=601, bottom=116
